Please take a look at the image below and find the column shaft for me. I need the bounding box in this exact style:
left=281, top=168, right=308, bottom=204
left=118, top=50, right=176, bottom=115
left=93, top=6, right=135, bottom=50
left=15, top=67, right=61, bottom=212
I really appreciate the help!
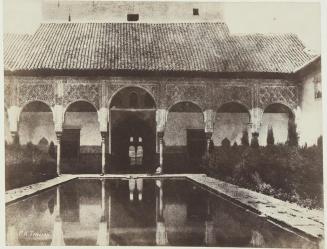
left=101, top=132, right=107, bottom=175
left=56, top=132, right=62, bottom=176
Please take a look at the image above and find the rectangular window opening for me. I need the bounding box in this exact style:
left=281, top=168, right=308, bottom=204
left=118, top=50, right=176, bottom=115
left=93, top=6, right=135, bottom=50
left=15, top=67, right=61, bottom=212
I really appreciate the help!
left=127, top=14, right=139, bottom=22
left=193, top=8, right=199, bottom=16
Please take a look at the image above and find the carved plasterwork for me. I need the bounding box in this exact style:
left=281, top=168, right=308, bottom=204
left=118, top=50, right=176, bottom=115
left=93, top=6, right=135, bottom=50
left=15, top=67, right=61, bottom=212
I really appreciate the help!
left=63, top=83, right=100, bottom=109
left=18, top=83, right=55, bottom=107
left=214, top=85, right=252, bottom=110
left=259, top=85, right=298, bottom=110
left=166, top=84, right=207, bottom=110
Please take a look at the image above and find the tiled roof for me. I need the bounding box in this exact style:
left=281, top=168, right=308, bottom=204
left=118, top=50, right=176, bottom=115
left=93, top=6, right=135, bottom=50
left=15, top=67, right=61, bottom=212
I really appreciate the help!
left=4, top=22, right=317, bottom=74
left=3, top=34, right=31, bottom=71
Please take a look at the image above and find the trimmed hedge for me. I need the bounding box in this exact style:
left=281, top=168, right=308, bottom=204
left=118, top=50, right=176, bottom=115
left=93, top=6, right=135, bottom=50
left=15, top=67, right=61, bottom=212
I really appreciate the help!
left=204, top=143, right=323, bottom=209
left=5, top=143, right=57, bottom=190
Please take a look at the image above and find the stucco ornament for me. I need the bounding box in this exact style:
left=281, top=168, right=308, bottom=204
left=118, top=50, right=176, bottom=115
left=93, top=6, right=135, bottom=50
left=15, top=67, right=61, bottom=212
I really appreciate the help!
left=98, top=107, right=109, bottom=132
left=18, top=84, right=55, bottom=107
left=215, top=85, right=252, bottom=109
left=204, top=109, right=216, bottom=133
left=64, top=84, right=100, bottom=109
left=156, top=109, right=168, bottom=133
left=166, top=84, right=206, bottom=110
left=249, top=108, right=264, bottom=134
left=7, top=106, right=21, bottom=133
left=52, top=105, right=64, bottom=132
left=259, top=85, right=297, bottom=110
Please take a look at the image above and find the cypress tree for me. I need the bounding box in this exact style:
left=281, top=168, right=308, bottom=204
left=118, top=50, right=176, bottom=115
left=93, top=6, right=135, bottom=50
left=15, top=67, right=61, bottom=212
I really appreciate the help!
left=287, top=119, right=298, bottom=147
left=241, top=129, right=249, bottom=146
left=267, top=126, right=275, bottom=146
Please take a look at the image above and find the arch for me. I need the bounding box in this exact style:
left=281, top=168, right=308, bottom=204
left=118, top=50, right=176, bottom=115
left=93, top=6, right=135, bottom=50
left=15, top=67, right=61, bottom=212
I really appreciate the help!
left=217, top=102, right=250, bottom=113
left=168, top=101, right=203, bottom=113
left=213, top=101, right=250, bottom=146
left=217, top=102, right=250, bottom=122
left=263, top=103, right=295, bottom=119
left=129, top=92, right=139, bottom=108
left=19, top=100, right=53, bottom=119
left=260, top=103, right=295, bottom=145
left=108, top=86, right=157, bottom=109
left=18, top=100, right=55, bottom=145
left=64, top=100, right=98, bottom=116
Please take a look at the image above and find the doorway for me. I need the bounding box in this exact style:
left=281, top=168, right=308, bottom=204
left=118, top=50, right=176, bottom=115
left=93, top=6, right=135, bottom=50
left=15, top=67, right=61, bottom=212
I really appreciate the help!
left=186, top=129, right=206, bottom=170
left=111, top=114, right=156, bottom=173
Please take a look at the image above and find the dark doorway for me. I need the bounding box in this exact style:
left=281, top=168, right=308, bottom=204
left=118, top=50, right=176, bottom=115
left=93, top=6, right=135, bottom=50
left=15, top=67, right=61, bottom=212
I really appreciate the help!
left=61, top=128, right=80, bottom=172
left=187, top=129, right=206, bottom=170
left=111, top=114, right=156, bottom=173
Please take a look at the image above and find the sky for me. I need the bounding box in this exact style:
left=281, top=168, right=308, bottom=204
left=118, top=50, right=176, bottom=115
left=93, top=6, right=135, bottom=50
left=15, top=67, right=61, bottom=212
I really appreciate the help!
left=2, top=0, right=321, bottom=52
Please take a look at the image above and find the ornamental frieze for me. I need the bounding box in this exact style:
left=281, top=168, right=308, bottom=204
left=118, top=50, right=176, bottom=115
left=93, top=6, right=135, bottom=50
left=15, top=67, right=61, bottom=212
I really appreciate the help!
left=107, top=83, right=159, bottom=107
left=166, top=84, right=207, bottom=110
left=63, top=83, right=100, bottom=109
left=18, top=83, right=55, bottom=107
left=259, top=85, right=298, bottom=110
left=214, top=85, right=252, bottom=110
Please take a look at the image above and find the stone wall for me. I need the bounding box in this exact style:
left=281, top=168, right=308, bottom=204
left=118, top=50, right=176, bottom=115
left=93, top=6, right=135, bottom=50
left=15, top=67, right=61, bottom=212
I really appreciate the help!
left=42, top=1, right=224, bottom=23
left=299, top=71, right=322, bottom=146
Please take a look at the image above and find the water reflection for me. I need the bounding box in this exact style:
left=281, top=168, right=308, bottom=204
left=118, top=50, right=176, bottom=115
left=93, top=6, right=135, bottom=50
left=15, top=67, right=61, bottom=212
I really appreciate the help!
left=6, top=178, right=318, bottom=247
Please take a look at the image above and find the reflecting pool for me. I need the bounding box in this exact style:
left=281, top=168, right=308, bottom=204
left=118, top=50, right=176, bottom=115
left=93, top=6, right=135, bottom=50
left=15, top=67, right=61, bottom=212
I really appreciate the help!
left=6, top=178, right=317, bottom=247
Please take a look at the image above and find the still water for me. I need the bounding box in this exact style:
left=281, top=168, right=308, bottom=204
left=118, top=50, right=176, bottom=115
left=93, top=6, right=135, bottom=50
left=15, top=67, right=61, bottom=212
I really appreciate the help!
left=6, top=178, right=316, bottom=247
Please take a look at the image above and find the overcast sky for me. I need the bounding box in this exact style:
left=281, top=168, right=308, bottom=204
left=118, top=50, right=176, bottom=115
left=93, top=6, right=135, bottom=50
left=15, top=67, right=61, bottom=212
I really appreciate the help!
left=3, top=0, right=321, bottom=52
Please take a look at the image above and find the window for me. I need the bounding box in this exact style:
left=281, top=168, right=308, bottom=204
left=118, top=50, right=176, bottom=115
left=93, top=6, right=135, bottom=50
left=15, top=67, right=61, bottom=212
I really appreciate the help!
left=193, top=8, right=199, bottom=15
left=314, top=75, right=322, bottom=99
left=129, top=92, right=138, bottom=108
left=127, top=14, right=139, bottom=22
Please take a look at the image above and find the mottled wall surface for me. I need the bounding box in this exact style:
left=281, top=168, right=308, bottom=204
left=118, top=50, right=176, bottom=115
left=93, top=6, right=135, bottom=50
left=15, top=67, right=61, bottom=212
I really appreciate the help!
left=165, top=112, right=204, bottom=146
left=4, top=110, right=12, bottom=144
left=43, top=1, right=224, bottom=23
left=64, top=112, right=101, bottom=146
left=18, top=112, right=56, bottom=145
left=213, top=113, right=249, bottom=146
left=299, top=72, right=322, bottom=146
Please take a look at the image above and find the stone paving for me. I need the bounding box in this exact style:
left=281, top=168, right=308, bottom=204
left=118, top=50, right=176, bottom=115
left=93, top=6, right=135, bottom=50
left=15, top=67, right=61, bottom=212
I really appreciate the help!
left=187, top=174, right=324, bottom=242
left=5, top=173, right=324, bottom=244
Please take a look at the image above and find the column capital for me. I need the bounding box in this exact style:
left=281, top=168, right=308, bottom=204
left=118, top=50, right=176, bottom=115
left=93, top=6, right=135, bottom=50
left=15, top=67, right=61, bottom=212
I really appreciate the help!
left=204, top=109, right=215, bottom=134
left=156, top=109, right=167, bottom=133
left=7, top=105, right=21, bottom=133
left=98, top=107, right=109, bottom=132
left=53, top=105, right=64, bottom=132
left=249, top=107, right=264, bottom=134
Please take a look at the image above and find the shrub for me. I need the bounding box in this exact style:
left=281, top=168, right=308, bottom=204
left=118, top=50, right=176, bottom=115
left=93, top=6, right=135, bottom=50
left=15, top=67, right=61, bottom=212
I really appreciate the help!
left=250, top=133, right=259, bottom=148
left=241, top=129, right=249, bottom=146
left=206, top=143, right=323, bottom=209
left=221, top=138, right=231, bottom=148
left=48, top=141, right=56, bottom=159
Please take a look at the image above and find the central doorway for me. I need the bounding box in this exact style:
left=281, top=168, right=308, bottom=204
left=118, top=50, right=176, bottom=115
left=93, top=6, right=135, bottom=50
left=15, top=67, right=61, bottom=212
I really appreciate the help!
left=109, top=87, right=156, bottom=173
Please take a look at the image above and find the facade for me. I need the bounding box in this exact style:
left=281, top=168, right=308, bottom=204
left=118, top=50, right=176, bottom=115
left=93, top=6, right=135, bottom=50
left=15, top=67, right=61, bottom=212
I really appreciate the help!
left=3, top=3, right=322, bottom=175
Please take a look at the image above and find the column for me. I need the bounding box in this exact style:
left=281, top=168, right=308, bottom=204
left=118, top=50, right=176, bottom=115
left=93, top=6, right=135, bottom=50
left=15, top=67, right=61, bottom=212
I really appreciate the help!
left=155, top=179, right=168, bottom=245
left=56, top=132, right=62, bottom=176
left=101, top=132, right=107, bottom=175
left=7, top=106, right=21, bottom=145
left=157, top=132, right=164, bottom=174
left=97, top=179, right=109, bottom=246
left=249, top=108, right=263, bottom=147
left=53, top=105, right=64, bottom=176
left=156, top=109, right=167, bottom=174
left=51, top=186, right=65, bottom=246
left=204, top=109, right=215, bottom=157
left=98, top=107, right=109, bottom=174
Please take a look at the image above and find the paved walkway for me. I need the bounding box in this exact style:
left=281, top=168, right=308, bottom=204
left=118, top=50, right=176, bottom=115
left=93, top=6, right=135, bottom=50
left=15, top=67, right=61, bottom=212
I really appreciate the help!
left=5, top=174, right=324, bottom=243
left=187, top=175, right=324, bottom=242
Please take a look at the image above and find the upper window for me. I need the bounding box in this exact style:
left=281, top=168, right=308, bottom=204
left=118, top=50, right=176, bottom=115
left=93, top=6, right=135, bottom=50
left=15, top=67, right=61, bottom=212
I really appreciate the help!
left=127, top=14, right=139, bottom=22
left=314, top=74, right=322, bottom=99
left=193, top=8, right=199, bottom=15
left=129, top=92, right=138, bottom=108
